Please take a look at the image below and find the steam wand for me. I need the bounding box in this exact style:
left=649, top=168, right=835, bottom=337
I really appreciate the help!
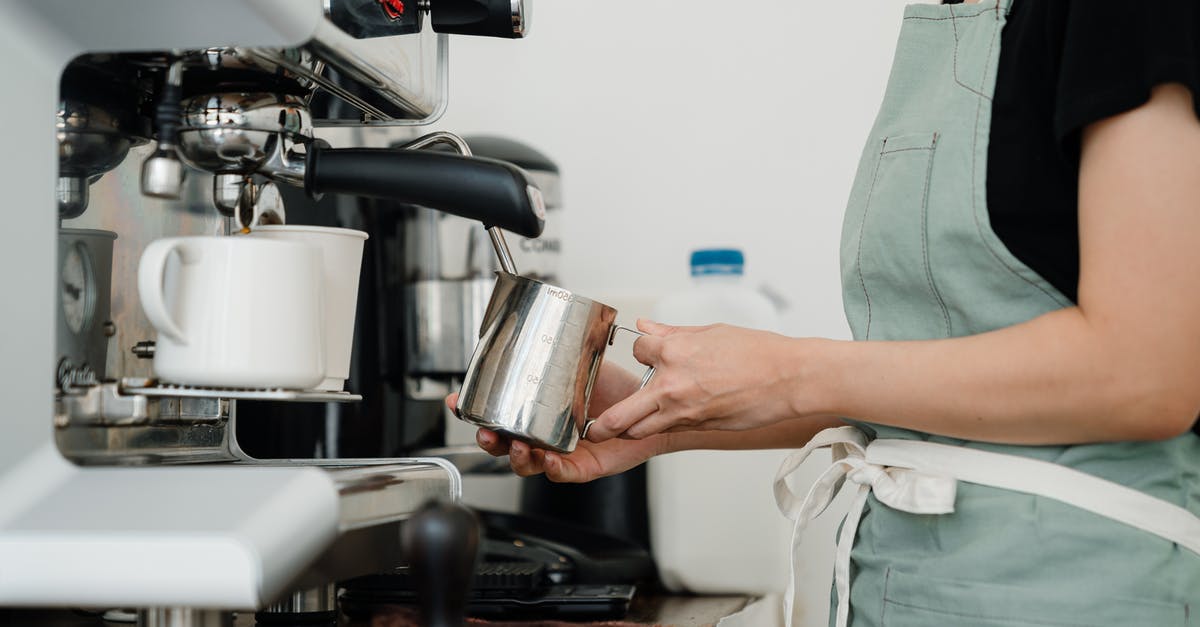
left=395, top=131, right=521, bottom=275
left=302, top=130, right=545, bottom=268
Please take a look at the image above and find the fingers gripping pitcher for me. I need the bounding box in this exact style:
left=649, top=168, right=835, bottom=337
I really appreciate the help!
left=454, top=271, right=651, bottom=454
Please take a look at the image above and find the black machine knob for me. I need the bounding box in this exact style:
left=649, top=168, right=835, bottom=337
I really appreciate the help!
left=402, top=502, right=482, bottom=627
left=429, top=0, right=530, bottom=39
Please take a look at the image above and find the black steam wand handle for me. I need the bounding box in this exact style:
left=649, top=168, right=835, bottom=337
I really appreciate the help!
left=303, top=142, right=546, bottom=239
left=402, top=502, right=482, bottom=627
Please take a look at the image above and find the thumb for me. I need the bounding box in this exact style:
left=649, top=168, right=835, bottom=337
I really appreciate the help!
left=637, top=318, right=708, bottom=337
left=637, top=318, right=679, bottom=337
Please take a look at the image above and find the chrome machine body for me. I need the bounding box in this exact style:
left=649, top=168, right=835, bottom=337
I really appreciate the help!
left=0, top=0, right=532, bottom=617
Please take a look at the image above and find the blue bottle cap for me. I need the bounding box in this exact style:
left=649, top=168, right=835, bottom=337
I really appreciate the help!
left=690, top=249, right=744, bottom=276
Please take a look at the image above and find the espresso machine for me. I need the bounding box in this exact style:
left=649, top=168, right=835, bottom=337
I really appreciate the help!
left=0, top=1, right=543, bottom=624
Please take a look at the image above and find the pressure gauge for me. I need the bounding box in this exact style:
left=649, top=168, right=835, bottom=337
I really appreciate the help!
left=56, top=229, right=116, bottom=385
left=61, top=242, right=96, bottom=334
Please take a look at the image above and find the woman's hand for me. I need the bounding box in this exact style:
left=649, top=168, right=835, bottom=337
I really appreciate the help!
left=445, top=362, right=673, bottom=482
left=473, top=425, right=669, bottom=483
left=585, top=320, right=819, bottom=442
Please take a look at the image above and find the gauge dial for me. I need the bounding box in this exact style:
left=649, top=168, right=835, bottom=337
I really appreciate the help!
left=61, top=242, right=95, bottom=334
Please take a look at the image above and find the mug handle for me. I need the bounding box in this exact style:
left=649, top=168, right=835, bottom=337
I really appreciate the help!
left=137, top=238, right=199, bottom=345
left=579, top=325, right=656, bottom=441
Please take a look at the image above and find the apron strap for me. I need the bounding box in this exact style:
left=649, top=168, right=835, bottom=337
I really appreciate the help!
left=775, top=429, right=1200, bottom=627
left=773, top=427, right=957, bottom=627
left=869, top=439, right=1200, bottom=556
left=772, top=426, right=863, bottom=627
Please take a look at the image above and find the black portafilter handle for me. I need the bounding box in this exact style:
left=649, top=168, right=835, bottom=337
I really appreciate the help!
left=304, top=142, right=545, bottom=239
left=401, top=502, right=482, bottom=627
left=430, top=0, right=528, bottom=39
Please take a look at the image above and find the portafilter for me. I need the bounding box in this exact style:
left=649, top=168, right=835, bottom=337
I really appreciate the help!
left=174, top=93, right=546, bottom=241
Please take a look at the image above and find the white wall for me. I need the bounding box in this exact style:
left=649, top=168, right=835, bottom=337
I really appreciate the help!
left=436, top=1, right=908, bottom=338
left=436, top=3, right=912, bottom=624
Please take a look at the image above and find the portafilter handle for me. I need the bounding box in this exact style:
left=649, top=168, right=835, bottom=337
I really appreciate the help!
left=304, top=141, right=543, bottom=274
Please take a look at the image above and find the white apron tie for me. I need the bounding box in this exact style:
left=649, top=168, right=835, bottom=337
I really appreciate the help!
left=773, top=426, right=956, bottom=627
left=775, top=426, right=1200, bottom=627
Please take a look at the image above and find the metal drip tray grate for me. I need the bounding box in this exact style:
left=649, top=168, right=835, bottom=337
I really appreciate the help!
left=123, top=382, right=362, bottom=403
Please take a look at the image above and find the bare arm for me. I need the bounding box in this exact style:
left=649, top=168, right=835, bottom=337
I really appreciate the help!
left=596, top=362, right=845, bottom=450
left=662, top=415, right=846, bottom=451
left=462, top=363, right=842, bottom=483
left=593, top=84, right=1200, bottom=446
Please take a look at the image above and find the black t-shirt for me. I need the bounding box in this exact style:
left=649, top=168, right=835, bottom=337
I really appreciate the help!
left=945, top=0, right=1200, bottom=303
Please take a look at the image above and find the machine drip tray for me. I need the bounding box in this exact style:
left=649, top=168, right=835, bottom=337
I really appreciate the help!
left=123, top=382, right=362, bottom=403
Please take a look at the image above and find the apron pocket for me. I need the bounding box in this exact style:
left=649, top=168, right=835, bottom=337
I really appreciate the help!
left=881, top=568, right=1187, bottom=627
left=843, top=131, right=951, bottom=341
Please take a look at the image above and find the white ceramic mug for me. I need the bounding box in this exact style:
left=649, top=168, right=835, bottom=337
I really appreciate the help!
left=248, top=225, right=368, bottom=391
left=137, top=236, right=326, bottom=390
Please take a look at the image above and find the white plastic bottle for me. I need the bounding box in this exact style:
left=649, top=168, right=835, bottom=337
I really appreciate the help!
left=648, top=249, right=793, bottom=595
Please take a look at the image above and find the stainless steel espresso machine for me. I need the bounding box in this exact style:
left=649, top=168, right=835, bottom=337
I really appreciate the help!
left=0, top=1, right=540, bottom=624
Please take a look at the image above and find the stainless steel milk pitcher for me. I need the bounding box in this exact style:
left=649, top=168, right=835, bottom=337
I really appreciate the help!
left=455, top=272, right=650, bottom=453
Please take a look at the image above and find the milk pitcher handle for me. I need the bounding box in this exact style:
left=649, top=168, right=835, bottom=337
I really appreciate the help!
left=609, top=325, right=656, bottom=389
left=580, top=326, right=656, bottom=441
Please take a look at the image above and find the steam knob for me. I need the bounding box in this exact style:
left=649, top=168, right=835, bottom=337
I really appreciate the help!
left=329, top=0, right=528, bottom=40
left=429, top=0, right=529, bottom=39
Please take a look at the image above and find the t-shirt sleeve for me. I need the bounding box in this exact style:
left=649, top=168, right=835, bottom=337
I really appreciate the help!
left=1053, top=1, right=1200, bottom=143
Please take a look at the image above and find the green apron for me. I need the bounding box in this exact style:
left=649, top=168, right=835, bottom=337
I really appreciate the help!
left=776, top=2, right=1200, bottom=626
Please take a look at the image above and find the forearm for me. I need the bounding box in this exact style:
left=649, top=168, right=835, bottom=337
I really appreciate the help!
left=803, top=306, right=1196, bottom=445
left=662, top=415, right=846, bottom=453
